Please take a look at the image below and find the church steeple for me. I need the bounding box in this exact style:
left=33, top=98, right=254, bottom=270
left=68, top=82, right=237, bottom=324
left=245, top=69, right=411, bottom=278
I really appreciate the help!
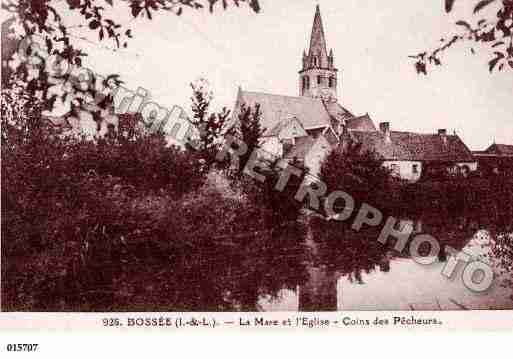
left=299, top=5, right=339, bottom=102
left=308, top=5, right=329, bottom=69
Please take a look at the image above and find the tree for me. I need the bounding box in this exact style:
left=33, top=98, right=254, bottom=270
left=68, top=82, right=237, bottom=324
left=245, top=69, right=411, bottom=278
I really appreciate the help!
left=1, top=77, right=309, bottom=311
left=148, top=185, right=308, bottom=311
left=309, top=144, right=396, bottom=287
left=1, top=0, right=261, bottom=114
left=223, top=102, right=306, bottom=231
left=189, top=78, right=232, bottom=167
left=229, top=102, right=266, bottom=177
left=0, top=88, right=209, bottom=310
left=411, top=0, right=513, bottom=74
left=243, top=158, right=308, bottom=231
left=0, top=1, right=309, bottom=312
left=320, top=141, right=397, bottom=215
left=1, top=92, right=308, bottom=310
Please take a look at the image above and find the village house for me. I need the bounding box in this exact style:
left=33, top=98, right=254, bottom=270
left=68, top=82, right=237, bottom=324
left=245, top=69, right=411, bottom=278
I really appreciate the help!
left=473, top=143, right=513, bottom=175
left=341, top=124, right=477, bottom=182
left=233, top=5, right=476, bottom=182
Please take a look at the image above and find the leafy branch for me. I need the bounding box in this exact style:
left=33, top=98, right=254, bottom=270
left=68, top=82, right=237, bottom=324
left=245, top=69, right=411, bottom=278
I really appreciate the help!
left=2, top=0, right=260, bottom=113
left=411, top=0, right=513, bottom=74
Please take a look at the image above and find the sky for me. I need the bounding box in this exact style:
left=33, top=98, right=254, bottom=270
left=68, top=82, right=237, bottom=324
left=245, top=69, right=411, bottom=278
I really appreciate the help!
left=5, top=0, right=513, bottom=150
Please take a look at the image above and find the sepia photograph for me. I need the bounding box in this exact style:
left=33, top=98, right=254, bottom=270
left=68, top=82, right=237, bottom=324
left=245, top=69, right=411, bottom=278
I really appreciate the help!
left=1, top=0, right=513, bottom=321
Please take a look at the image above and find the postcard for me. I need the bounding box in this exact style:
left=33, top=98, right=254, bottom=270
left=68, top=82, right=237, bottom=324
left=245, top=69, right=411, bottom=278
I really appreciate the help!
left=1, top=0, right=512, bottom=347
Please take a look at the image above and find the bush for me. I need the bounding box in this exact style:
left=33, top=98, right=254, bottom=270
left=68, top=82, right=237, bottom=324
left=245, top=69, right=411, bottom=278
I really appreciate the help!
left=1, top=90, right=309, bottom=311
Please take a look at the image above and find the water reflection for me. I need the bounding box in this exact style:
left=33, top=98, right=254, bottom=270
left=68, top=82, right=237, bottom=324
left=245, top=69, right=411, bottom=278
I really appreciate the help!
left=96, top=215, right=512, bottom=312
left=114, top=223, right=311, bottom=312
left=259, top=228, right=513, bottom=311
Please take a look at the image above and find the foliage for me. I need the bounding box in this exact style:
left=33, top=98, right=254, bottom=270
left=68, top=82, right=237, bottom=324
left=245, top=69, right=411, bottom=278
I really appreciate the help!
left=2, top=156, right=307, bottom=311
left=223, top=102, right=305, bottom=231
left=1, top=0, right=260, bottom=114
left=227, top=102, right=266, bottom=177
left=0, top=1, right=309, bottom=312
left=189, top=79, right=232, bottom=167
left=319, top=141, right=399, bottom=215
left=400, top=172, right=513, bottom=232
left=404, top=172, right=513, bottom=292
left=1, top=89, right=190, bottom=309
left=313, top=140, right=513, bottom=286
left=1, top=87, right=308, bottom=311
left=140, top=186, right=308, bottom=311
left=411, top=0, right=513, bottom=74
left=240, top=159, right=308, bottom=231
left=492, top=233, right=513, bottom=297
left=309, top=141, right=396, bottom=282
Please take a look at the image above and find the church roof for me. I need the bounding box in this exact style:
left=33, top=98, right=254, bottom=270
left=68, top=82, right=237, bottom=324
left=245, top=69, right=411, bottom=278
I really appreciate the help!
left=348, top=130, right=475, bottom=162
left=234, top=90, right=332, bottom=136
left=323, top=101, right=354, bottom=123
left=308, top=5, right=329, bottom=68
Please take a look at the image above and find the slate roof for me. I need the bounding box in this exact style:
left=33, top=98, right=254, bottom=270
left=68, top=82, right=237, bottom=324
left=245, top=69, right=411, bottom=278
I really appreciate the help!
left=346, top=114, right=377, bottom=132
left=484, top=143, right=513, bottom=157
left=265, top=116, right=306, bottom=138
left=234, top=90, right=332, bottom=136
left=324, top=101, right=354, bottom=124
left=307, top=5, right=329, bottom=68
left=349, top=130, right=475, bottom=162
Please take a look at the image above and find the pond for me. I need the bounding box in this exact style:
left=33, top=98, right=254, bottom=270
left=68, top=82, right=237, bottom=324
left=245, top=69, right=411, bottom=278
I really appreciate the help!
left=259, top=230, right=513, bottom=311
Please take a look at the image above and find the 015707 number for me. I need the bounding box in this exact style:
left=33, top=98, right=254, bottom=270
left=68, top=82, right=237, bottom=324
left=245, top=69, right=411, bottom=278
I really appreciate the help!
left=6, top=344, right=39, bottom=352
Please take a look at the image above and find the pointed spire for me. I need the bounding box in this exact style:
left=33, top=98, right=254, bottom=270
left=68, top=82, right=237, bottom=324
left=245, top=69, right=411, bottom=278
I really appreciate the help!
left=235, top=85, right=244, bottom=107
left=308, top=4, right=328, bottom=68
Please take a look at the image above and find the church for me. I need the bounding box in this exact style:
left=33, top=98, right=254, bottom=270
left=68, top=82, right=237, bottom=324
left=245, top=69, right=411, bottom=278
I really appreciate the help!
left=233, top=5, right=476, bottom=182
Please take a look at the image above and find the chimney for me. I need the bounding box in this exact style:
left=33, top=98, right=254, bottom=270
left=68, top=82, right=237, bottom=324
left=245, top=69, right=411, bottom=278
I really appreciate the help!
left=380, top=122, right=391, bottom=142
left=438, top=129, right=447, bottom=145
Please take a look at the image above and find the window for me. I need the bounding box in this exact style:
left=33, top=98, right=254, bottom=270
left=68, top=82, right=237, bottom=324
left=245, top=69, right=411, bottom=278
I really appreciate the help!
left=302, top=76, right=309, bottom=90
left=282, top=138, right=294, bottom=154
left=329, top=77, right=334, bottom=88
left=317, top=75, right=322, bottom=85
left=313, top=57, right=318, bottom=67
left=412, top=164, right=419, bottom=174
left=390, top=164, right=400, bottom=176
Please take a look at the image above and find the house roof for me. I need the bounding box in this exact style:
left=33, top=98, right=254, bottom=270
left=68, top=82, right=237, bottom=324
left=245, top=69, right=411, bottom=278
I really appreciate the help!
left=349, top=130, right=475, bottom=162
left=346, top=114, right=376, bottom=131
left=484, top=143, right=513, bottom=157
left=234, top=90, right=332, bottom=136
left=265, top=116, right=306, bottom=138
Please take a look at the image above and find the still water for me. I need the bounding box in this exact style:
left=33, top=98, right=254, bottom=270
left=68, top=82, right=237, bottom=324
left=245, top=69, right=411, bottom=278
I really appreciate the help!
left=259, top=230, right=513, bottom=311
